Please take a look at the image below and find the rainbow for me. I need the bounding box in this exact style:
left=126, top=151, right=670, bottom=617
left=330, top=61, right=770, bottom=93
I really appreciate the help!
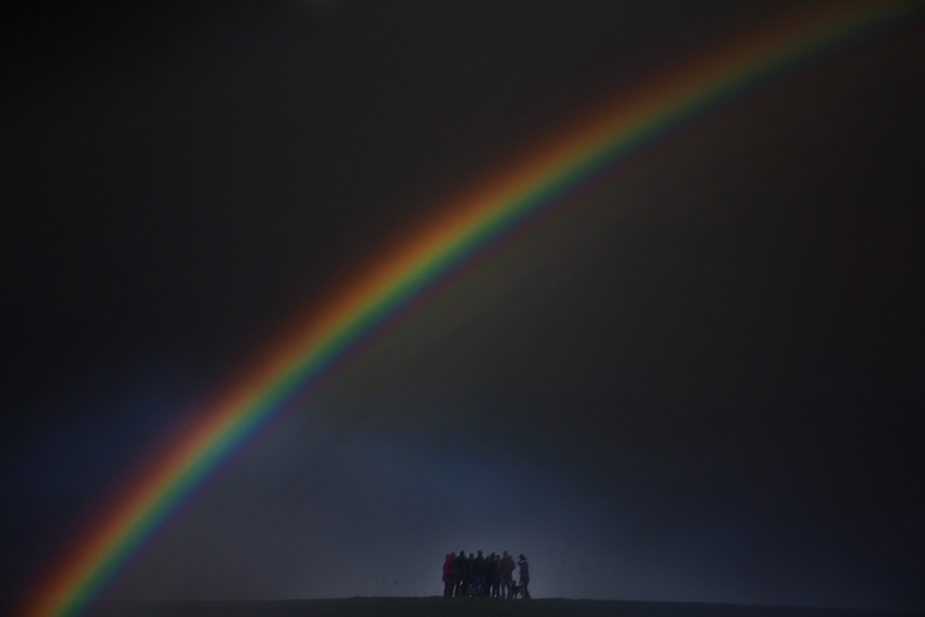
left=23, top=3, right=916, bottom=617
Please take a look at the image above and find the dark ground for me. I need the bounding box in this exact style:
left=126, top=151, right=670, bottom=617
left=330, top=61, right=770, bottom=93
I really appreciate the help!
left=53, top=598, right=923, bottom=617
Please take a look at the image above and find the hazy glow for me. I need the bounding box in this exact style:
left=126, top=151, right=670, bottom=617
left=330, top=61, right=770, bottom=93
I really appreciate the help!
left=22, top=3, right=916, bottom=617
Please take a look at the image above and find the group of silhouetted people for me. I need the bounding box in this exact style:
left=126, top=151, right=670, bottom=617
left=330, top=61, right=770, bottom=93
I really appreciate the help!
left=442, top=550, right=530, bottom=599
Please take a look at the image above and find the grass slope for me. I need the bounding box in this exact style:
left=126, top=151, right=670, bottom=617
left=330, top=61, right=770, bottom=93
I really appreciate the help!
left=87, top=597, right=920, bottom=617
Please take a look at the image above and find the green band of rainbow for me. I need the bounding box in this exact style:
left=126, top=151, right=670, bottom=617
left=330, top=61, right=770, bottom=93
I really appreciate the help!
left=24, top=3, right=916, bottom=617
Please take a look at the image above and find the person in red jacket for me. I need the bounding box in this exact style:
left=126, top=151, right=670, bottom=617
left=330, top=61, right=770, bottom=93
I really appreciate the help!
left=442, top=552, right=456, bottom=597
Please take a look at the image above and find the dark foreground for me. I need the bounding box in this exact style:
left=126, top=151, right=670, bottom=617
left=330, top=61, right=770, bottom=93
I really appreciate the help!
left=77, top=597, right=919, bottom=617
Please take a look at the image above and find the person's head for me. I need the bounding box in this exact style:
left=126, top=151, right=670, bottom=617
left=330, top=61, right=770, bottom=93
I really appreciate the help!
left=503, top=551, right=508, bottom=556
left=477, top=550, right=483, bottom=556
left=519, top=554, right=526, bottom=561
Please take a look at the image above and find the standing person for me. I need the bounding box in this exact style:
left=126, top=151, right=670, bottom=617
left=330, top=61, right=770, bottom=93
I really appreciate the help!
left=486, top=552, right=499, bottom=598
left=471, top=550, right=486, bottom=596
left=517, top=554, right=531, bottom=599
left=443, top=552, right=456, bottom=598
left=452, top=550, right=470, bottom=597
left=497, top=551, right=515, bottom=598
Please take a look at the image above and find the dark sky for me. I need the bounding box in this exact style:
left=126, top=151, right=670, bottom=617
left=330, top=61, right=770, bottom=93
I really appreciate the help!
left=3, top=1, right=924, bottom=612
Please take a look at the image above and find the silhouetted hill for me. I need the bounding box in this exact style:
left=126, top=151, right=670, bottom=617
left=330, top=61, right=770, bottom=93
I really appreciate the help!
left=82, top=597, right=921, bottom=617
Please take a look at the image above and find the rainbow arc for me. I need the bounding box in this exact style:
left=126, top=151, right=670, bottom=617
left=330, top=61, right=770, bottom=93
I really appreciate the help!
left=23, top=3, right=915, bottom=617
